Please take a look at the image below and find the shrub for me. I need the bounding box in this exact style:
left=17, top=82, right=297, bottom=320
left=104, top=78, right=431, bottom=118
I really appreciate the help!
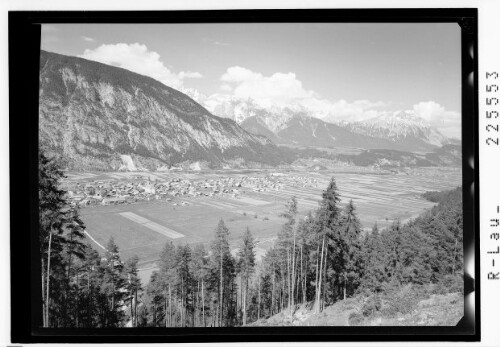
left=434, top=274, right=463, bottom=295
left=348, top=312, right=364, bottom=326
left=254, top=214, right=258, bottom=219
left=362, top=295, right=382, bottom=317
left=381, top=285, right=419, bottom=317
left=263, top=217, right=269, bottom=221
left=243, top=212, right=247, bottom=216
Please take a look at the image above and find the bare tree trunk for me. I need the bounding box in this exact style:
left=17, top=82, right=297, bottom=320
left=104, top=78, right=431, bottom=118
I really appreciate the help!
left=87, top=269, right=91, bottom=328
left=111, top=282, right=115, bottom=311
left=45, top=231, right=53, bottom=327
left=287, top=249, right=291, bottom=313
left=291, top=227, right=296, bottom=309
left=315, top=243, right=319, bottom=307
left=153, top=302, right=156, bottom=326
left=75, top=272, right=79, bottom=327
left=258, top=275, right=261, bottom=320
left=292, top=254, right=300, bottom=305
left=65, top=227, right=74, bottom=326
left=168, top=284, right=172, bottom=327
left=280, top=274, right=283, bottom=312
left=316, top=236, right=325, bottom=313
left=164, top=296, right=168, bottom=327
left=192, top=281, right=195, bottom=327
left=219, top=246, right=223, bottom=327
left=134, top=289, right=138, bottom=327
left=215, top=301, right=218, bottom=327
left=452, top=237, right=458, bottom=276
left=343, top=274, right=347, bottom=301
left=179, top=276, right=186, bottom=327
left=197, top=280, right=200, bottom=327
left=243, top=275, right=248, bottom=325
left=282, top=270, right=286, bottom=312
left=271, top=262, right=275, bottom=315
left=42, top=257, right=46, bottom=327
left=242, top=276, right=245, bottom=325
left=301, top=245, right=306, bottom=304
left=322, top=244, right=328, bottom=311
left=202, top=279, right=205, bottom=327
left=131, top=292, right=134, bottom=327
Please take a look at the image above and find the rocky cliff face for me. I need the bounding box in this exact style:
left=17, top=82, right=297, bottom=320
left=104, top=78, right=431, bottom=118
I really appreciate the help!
left=39, top=51, right=285, bottom=170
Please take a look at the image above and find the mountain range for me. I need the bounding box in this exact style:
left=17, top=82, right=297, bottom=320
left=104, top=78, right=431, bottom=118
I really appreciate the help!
left=201, top=96, right=453, bottom=152
left=38, top=50, right=459, bottom=171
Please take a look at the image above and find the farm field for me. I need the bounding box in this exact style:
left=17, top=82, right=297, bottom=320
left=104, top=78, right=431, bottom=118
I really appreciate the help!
left=77, top=167, right=462, bottom=284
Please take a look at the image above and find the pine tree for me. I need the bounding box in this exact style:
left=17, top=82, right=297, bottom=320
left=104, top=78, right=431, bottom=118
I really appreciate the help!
left=176, top=244, right=193, bottom=327
left=145, top=271, right=166, bottom=327
left=237, top=227, right=256, bottom=325
left=210, top=219, right=232, bottom=327
left=359, top=223, right=386, bottom=294
left=313, top=177, right=342, bottom=312
left=341, top=200, right=362, bottom=299
left=61, top=207, right=87, bottom=326
left=78, top=245, right=103, bottom=327
left=101, top=237, right=127, bottom=327
left=124, top=255, right=142, bottom=327
left=158, top=241, right=177, bottom=327
left=191, top=244, right=209, bottom=327
left=277, top=197, right=298, bottom=313
left=39, top=151, right=89, bottom=327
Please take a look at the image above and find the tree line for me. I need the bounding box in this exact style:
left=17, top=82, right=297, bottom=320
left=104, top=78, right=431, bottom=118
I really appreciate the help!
left=39, top=151, right=463, bottom=327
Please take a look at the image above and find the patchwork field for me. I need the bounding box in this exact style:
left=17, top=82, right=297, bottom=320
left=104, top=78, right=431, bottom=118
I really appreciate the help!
left=77, top=167, right=462, bottom=284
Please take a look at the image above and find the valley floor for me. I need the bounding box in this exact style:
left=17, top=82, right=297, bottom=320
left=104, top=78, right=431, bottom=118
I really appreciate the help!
left=69, top=166, right=462, bottom=285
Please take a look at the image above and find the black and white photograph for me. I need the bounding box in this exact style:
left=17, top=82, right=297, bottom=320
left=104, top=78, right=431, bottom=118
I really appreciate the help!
left=34, top=20, right=469, bottom=330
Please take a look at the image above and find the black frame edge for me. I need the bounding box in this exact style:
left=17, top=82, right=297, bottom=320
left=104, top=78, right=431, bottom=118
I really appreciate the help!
left=8, top=8, right=480, bottom=344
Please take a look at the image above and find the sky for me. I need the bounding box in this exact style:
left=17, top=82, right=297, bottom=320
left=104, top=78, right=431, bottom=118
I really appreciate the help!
left=41, top=23, right=462, bottom=138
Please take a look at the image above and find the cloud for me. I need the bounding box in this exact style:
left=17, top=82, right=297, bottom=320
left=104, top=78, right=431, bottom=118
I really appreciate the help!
left=79, top=43, right=202, bottom=89
left=412, top=101, right=445, bottom=122
left=221, top=66, right=262, bottom=82
left=412, top=101, right=461, bottom=138
left=213, top=66, right=460, bottom=138
left=218, top=66, right=385, bottom=121
left=81, top=36, right=95, bottom=42
left=219, top=66, right=316, bottom=108
left=220, top=84, right=232, bottom=92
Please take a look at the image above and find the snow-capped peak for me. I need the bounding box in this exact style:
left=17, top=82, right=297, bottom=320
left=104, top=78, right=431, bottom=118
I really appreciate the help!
left=349, top=110, right=449, bottom=147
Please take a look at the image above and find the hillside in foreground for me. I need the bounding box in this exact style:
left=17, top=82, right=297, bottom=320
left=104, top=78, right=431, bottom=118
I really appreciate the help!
left=249, top=285, right=463, bottom=327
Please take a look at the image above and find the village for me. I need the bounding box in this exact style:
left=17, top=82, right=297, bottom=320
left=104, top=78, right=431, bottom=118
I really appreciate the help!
left=62, top=172, right=320, bottom=208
